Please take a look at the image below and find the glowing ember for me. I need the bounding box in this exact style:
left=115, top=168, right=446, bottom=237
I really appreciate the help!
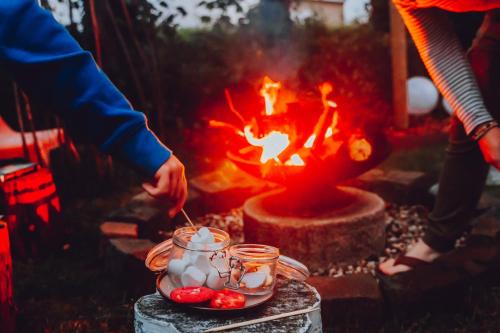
left=349, top=136, right=372, bottom=162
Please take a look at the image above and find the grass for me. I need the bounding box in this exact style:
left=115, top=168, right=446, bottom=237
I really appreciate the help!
left=13, top=190, right=140, bottom=333
left=11, top=135, right=500, bottom=333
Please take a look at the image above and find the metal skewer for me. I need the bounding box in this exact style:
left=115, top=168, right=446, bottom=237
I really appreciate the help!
left=203, top=307, right=320, bottom=332
left=181, top=208, right=195, bottom=228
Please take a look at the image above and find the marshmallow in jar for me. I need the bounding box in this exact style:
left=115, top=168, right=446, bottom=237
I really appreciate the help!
left=228, top=244, right=278, bottom=295
left=166, top=226, right=229, bottom=290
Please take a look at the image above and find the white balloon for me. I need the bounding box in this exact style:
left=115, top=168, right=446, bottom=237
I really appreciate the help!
left=442, top=98, right=453, bottom=115
left=407, top=76, right=439, bottom=115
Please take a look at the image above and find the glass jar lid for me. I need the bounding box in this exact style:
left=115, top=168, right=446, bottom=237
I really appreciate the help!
left=277, top=255, right=310, bottom=281
left=145, top=238, right=173, bottom=273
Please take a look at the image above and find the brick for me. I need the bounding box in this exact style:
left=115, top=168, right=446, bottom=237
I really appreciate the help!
left=100, top=222, right=138, bottom=239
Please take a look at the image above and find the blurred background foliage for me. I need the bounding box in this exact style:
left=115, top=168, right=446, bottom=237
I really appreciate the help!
left=1, top=0, right=393, bottom=199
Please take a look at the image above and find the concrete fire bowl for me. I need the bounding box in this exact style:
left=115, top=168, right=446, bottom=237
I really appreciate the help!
left=243, top=186, right=386, bottom=271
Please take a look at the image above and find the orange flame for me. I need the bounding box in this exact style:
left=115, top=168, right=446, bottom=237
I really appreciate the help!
left=216, top=76, right=373, bottom=169
left=260, top=76, right=281, bottom=116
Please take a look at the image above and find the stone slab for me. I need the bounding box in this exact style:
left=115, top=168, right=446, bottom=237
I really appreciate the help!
left=104, top=238, right=158, bottom=297
left=189, top=161, right=277, bottom=214
left=307, top=274, right=384, bottom=329
left=100, top=221, right=138, bottom=239
left=352, top=168, right=435, bottom=206
left=134, top=279, right=322, bottom=333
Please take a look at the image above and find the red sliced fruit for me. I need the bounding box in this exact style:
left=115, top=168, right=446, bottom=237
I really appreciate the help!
left=209, top=289, right=246, bottom=309
left=170, top=286, right=215, bottom=304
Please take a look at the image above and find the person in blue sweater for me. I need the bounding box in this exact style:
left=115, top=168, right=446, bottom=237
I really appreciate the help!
left=0, top=1, right=187, bottom=217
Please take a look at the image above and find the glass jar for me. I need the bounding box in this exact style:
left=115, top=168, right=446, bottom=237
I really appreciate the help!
left=227, top=244, right=279, bottom=295
left=145, top=226, right=310, bottom=296
left=147, top=226, right=230, bottom=289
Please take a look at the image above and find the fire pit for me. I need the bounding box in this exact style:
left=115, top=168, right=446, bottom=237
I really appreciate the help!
left=211, top=77, right=389, bottom=269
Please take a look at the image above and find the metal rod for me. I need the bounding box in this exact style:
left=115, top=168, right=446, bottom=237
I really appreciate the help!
left=181, top=209, right=195, bottom=228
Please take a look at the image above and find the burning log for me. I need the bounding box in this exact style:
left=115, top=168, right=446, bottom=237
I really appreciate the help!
left=311, top=82, right=336, bottom=153
left=213, top=76, right=389, bottom=186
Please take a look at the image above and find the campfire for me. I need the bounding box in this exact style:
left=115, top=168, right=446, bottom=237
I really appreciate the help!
left=211, top=76, right=388, bottom=187
left=207, top=77, right=389, bottom=269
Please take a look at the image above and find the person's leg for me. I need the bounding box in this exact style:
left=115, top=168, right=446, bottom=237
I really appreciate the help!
left=380, top=10, right=500, bottom=275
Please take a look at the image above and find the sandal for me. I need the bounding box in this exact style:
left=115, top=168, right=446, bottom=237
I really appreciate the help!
left=376, top=255, right=431, bottom=277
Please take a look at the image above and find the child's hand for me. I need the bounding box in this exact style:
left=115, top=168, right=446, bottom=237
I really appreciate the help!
left=142, top=155, right=188, bottom=217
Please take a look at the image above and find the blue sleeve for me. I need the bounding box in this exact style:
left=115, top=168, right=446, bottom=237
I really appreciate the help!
left=0, top=0, right=171, bottom=177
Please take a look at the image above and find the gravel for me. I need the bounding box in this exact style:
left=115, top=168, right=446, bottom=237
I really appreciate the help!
left=185, top=204, right=468, bottom=278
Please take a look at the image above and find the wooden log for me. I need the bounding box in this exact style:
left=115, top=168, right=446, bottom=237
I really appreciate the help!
left=134, top=278, right=322, bottom=333
left=0, top=221, right=15, bottom=333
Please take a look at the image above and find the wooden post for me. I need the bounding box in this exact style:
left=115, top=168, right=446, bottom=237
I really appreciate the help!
left=390, top=1, right=409, bottom=129
left=0, top=221, right=15, bottom=333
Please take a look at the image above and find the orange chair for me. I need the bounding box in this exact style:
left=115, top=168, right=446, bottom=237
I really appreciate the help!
left=0, top=116, right=63, bottom=165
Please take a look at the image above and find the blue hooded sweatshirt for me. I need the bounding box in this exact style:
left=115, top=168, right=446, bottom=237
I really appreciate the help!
left=0, top=0, right=171, bottom=177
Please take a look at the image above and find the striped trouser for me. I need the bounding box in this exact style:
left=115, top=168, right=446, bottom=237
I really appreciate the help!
left=424, top=10, right=500, bottom=252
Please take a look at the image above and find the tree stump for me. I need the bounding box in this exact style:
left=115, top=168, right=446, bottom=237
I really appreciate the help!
left=243, top=186, right=386, bottom=270
left=0, top=221, right=15, bottom=333
left=134, top=278, right=322, bottom=333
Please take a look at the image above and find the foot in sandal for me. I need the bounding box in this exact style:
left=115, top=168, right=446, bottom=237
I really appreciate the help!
left=378, top=239, right=442, bottom=276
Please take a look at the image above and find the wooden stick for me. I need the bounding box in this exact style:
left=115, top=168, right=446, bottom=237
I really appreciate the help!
left=203, top=307, right=319, bottom=332
left=390, top=0, right=409, bottom=129
left=181, top=209, right=195, bottom=228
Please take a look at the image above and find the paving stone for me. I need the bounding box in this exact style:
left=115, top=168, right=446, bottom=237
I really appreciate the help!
left=307, top=274, right=384, bottom=329
left=471, top=207, right=500, bottom=238
left=430, top=184, right=500, bottom=210
left=189, top=160, right=277, bottom=214
left=104, top=238, right=157, bottom=296
left=134, top=278, right=322, bottom=333
left=106, top=191, right=174, bottom=240
left=108, top=238, right=156, bottom=261
left=351, top=168, right=435, bottom=206
left=100, top=221, right=138, bottom=238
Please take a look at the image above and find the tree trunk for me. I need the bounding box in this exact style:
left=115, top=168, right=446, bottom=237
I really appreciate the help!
left=390, top=1, right=408, bottom=129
